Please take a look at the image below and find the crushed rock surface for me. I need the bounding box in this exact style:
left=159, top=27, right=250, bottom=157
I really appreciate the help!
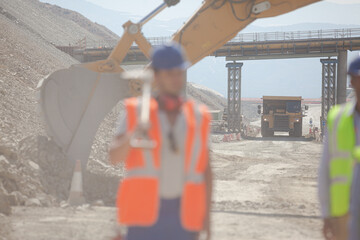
left=2, top=138, right=323, bottom=240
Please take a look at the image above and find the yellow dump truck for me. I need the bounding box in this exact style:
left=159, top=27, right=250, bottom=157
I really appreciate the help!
left=258, top=96, right=307, bottom=137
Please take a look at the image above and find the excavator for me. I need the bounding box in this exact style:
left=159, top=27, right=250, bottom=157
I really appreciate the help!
left=37, top=0, right=320, bottom=166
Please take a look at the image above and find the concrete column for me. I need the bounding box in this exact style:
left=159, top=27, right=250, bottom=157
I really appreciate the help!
left=337, top=51, right=348, bottom=104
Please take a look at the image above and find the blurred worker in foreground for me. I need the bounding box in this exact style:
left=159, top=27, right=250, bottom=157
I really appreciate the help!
left=348, top=57, right=360, bottom=240
left=109, top=42, right=213, bottom=240
left=318, top=56, right=360, bottom=240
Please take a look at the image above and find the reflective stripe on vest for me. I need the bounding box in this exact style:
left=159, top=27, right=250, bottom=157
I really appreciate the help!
left=117, top=97, right=161, bottom=226
left=117, top=97, right=210, bottom=231
left=181, top=101, right=211, bottom=231
left=327, top=101, right=356, bottom=217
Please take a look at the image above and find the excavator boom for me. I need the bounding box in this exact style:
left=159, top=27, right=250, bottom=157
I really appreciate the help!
left=172, top=0, right=320, bottom=65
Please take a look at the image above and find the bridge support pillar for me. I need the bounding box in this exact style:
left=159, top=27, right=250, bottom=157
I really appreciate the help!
left=337, top=50, right=348, bottom=104
left=226, top=62, right=243, bottom=133
left=320, top=59, right=337, bottom=133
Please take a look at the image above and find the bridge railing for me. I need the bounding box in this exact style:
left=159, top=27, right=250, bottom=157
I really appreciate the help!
left=83, top=28, right=360, bottom=49
left=84, top=39, right=119, bottom=49
left=229, top=28, right=360, bottom=43
left=146, top=36, right=171, bottom=46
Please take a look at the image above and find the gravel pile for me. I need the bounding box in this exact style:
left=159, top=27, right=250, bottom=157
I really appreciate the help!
left=0, top=0, right=123, bottom=210
left=0, top=11, right=81, bottom=146
left=0, top=139, right=61, bottom=216
left=187, top=82, right=227, bottom=110
left=0, top=0, right=118, bottom=46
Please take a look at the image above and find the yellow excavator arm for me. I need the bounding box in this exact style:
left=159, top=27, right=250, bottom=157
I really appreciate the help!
left=172, top=0, right=320, bottom=65
left=86, top=0, right=320, bottom=71
left=37, top=0, right=320, bottom=165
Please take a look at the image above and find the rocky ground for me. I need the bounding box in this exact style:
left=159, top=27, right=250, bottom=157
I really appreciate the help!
left=210, top=136, right=322, bottom=240
left=0, top=136, right=323, bottom=240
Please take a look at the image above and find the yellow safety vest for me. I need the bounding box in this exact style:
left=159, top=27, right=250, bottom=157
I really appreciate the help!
left=327, top=101, right=355, bottom=217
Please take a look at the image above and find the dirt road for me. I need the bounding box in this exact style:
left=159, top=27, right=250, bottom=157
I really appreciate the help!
left=2, top=138, right=323, bottom=240
left=211, top=137, right=322, bottom=240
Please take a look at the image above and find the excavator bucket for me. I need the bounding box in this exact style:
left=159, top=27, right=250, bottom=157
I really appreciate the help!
left=36, top=3, right=166, bottom=165
left=37, top=63, right=132, bottom=164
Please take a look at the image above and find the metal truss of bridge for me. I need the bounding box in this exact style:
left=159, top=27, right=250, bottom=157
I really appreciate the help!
left=226, top=63, right=243, bottom=133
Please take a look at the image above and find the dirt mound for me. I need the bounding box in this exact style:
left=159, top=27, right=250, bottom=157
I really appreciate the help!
left=0, top=13, right=78, bottom=146
left=187, top=82, right=226, bottom=110
left=0, top=0, right=120, bottom=209
left=0, top=0, right=118, bottom=46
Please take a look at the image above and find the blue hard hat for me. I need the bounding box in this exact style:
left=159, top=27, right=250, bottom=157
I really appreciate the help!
left=151, top=42, right=190, bottom=70
left=348, top=56, right=360, bottom=76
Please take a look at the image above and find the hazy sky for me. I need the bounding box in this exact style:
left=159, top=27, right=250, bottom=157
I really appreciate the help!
left=85, top=0, right=360, bottom=25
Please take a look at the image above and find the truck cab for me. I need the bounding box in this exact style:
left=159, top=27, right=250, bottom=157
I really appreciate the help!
left=259, top=96, right=307, bottom=137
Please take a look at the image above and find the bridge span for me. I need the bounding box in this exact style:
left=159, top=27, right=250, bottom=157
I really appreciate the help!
left=63, top=28, right=360, bottom=63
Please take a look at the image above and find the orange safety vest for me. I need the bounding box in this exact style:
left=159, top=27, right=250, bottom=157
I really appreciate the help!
left=116, top=97, right=211, bottom=231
